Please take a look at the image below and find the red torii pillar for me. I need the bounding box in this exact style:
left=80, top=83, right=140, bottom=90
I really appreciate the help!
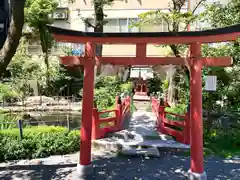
left=77, top=42, right=95, bottom=177
left=188, top=42, right=206, bottom=180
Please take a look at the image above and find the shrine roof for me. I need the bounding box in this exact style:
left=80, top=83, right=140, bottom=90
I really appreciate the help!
left=47, top=24, right=240, bottom=44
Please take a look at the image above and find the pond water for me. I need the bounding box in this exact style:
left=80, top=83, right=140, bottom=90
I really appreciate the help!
left=0, top=111, right=82, bottom=130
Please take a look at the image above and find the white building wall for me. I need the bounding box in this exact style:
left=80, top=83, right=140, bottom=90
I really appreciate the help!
left=53, top=0, right=203, bottom=56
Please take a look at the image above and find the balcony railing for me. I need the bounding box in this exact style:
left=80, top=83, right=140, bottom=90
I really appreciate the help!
left=25, top=43, right=85, bottom=56
left=25, top=45, right=66, bottom=56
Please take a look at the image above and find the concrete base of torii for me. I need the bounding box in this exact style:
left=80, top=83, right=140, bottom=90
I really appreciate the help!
left=188, top=170, right=207, bottom=180
left=72, top=164, right=93, bottom=180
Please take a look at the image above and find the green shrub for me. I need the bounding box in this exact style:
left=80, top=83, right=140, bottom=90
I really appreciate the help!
left=204, top=127, right=240, bottom=157
left=0, top=84, right=20, bottom=103
left=0, top=126, right=80, bottom=162
left=165, top=104, right=187, bottom=114
left=165, top=104, right=187, bottom=121
left=120, top=82, right=133, bottom=94
left=79, top=76, right=133, bottom=111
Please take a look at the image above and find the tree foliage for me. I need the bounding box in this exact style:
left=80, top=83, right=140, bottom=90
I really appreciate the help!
left=201, top=0, right=240, bottom=28
left=25, top=0, right=58, bottom=83
left=132, top=0, right=205, bottom=103
left=201, top=0, right=240, bottom=110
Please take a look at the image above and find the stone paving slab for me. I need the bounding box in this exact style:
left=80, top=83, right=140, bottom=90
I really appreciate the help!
left=136, top=140, right=189, bottom=149
left=133, top=95, right=150, bottom=101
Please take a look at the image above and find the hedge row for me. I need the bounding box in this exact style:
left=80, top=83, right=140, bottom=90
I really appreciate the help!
left=0, top=126, right=80, bottom=162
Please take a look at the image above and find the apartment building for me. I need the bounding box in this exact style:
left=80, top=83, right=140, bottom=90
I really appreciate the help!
left=50, top=0, right=202, bottom=57
left=26, top=0, right=204, bottom=57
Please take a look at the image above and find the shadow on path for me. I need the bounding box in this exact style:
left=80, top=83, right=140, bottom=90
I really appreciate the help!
left=0, top=164, right=76, bottom=180
left=1, top=155, right=239, bottom=180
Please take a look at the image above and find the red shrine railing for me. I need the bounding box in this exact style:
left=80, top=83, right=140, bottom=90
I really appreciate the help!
left=92, top=96, right=131, bottom=140
left=151, top=97, right=190, bottom=144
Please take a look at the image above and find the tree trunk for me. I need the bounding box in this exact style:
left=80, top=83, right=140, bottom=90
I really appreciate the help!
left=44, top=52, right=50, bottom=81
left=44, top=51, right=52, bottom=95
left=94, top=2, right=104, bottom=74
left=0, top=0, right=26, bottom=76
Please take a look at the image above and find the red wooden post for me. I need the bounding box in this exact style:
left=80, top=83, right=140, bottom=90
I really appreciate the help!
left=115, top=96, right=119, bottom=106
left=184, top=112, right=190, bottom=144
left=127, top=96, right=130, bottom=113
left=78, top=42, right=95, bottom=175
left=159, top=106, right=165, bottom=133
left=116, top=104, right=123, bottom=129
left=188, top=42, right=206, bottom=179
left=92, top=108, right=100, bottom=140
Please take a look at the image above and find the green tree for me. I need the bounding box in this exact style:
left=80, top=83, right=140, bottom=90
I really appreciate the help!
left=24, top=0, right=58, bottom=84
left=0, top=0, right=26, bottom=77
left=132, top=0, right=205, bottom=103
left=201, top=0, right=240, bottom=110
left=202, top=0, right=240, bottom=65
left=83, top=0, right=114, bottom=58
left=202, top=0, right=239, bottom=28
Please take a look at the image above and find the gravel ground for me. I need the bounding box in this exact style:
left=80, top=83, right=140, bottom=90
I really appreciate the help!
left=0, top=152, right=240, bottom=180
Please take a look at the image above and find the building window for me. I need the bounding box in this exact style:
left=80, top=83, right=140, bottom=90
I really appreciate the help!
left=139, top=19, right=168, bottom=32
left=85, top=18, right=169, bottom=33
left=104, top=19, right=119, bottom=32
left=119, top=19, right=128, bottom=32
left=85, top=19, right=94, bottom=32
left=85, top=18, right=140, bottom=33
left=128, top=18, right=139, bottom=32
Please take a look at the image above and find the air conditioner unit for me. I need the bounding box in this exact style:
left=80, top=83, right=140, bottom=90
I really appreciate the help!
left=53, top=9, right=68, bottom=20
left=27, top=45, right=42, bottom=55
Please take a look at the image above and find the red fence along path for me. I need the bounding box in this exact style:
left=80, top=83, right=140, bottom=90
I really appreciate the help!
left=151, top=97, right=190, bottom=144
left=92, top=96, right=131, bottom=140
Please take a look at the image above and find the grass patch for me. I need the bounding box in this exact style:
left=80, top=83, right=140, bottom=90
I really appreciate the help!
left=1, top=126, right=67, bottom=136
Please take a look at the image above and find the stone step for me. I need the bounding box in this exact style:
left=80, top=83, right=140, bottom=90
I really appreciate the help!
left=133, top=95, right=150, bottom=101
left=107, top=129, right=174, bottom=141
left=92, top=137, right=189, bottom=157
left=126, top=139, right=189, bottom=151
left=120, top=146, right=160, bottom=157
left=134, top=101, right=150, bottom=110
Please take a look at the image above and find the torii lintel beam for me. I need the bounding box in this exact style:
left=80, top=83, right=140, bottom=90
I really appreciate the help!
left=47, top=24, right=240, bottom=44
left=60, top=56, right=233, bottom=67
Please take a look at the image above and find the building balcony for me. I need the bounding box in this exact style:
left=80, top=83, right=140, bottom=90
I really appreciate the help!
left=25, top=45, right=65, bottom=56
left=25, top=43, right=84, bottom=56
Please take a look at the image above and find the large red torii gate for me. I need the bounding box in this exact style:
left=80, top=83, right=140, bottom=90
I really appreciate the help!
left=48, top=24, right=240, bottom=180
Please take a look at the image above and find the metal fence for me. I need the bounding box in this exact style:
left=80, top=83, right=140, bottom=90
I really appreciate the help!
left=0, top=117, right=81, bottom=139
left=1, top=96, right=81, bottom=107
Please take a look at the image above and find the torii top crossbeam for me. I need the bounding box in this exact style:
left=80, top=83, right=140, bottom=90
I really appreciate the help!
left=48, top=24, right=240, bottom=44
left=47, top=24, right=240, bottom=67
